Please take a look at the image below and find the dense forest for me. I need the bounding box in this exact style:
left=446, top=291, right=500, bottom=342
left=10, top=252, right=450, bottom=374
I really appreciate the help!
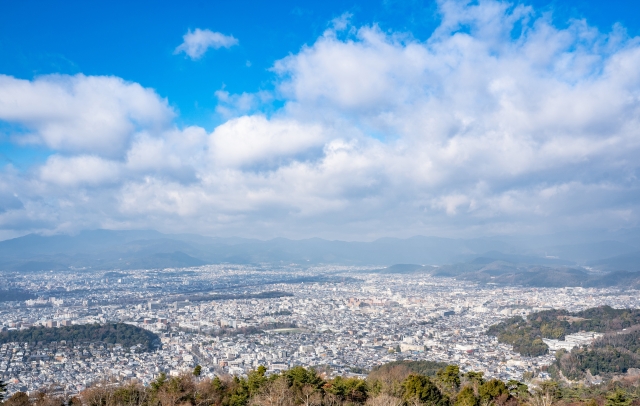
left=486, top=306, right=640, bottom=357
left=0, top=323, right=160, bottom=351
left=2, top=361, right=639, bottom=406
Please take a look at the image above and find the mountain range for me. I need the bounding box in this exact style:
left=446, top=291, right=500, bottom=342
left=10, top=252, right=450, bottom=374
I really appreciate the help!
left=1, top=229, right=640, bottom=288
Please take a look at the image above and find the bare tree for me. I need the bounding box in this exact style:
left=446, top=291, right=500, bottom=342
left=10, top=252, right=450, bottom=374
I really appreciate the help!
left=81, top=385, right=111, bottom=406
left=156, top=374, right=196, bottom=406
left=365, top=394, right=404, bottom=406
left=250, top=377, right=294, bottom=406
left=193, top=378, right=220, bottom=406
left=527, top=392, right=554, bottom=406
left=297, top=384, right=322, bottom=406
left=322, top=392, right=342, bottom=406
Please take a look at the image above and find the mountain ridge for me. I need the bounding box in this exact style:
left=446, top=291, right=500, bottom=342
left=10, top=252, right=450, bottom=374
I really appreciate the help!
left=0, top=229, right=639, bottom=275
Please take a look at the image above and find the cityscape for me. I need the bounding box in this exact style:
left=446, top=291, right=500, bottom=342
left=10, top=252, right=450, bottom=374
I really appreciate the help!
left=2, top=265, right=638, bottom=396
left=2, top=0, right=640, bottom=405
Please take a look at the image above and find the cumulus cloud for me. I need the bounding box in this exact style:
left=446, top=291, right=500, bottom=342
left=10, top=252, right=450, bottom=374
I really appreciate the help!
left=39, top=155, right=121, bottom=187
left=2, top=0, right=640, bottom=239
left=174, top=28, right=239, bottom=60
left=125, top=126, right=208, bottom=182
left=208, top=115, right=326, bottom=168
left=0, top=74, right=173, bottom=156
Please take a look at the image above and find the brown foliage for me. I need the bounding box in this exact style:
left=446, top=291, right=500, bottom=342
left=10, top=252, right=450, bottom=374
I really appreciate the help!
left=4, top=392, right=31, bottom=406
left=367, top=364, right=413, bottom=397
left=32, top=392, right=65, bottom=406
left=364, top=394, right=403, bottom=406
left=250, top=377, right=294, bottom=406
left=155, top=374, right=197, bottom=406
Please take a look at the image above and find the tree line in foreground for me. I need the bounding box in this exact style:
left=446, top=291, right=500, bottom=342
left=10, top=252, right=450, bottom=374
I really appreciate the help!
left=1, top=361, right=640, bottom=406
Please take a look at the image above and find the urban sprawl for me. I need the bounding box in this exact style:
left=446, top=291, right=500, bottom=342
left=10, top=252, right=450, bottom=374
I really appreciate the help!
left=1, top=265, right=639, bottom=396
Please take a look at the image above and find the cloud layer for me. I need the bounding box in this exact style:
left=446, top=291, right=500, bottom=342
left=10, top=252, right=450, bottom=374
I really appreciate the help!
left=1, top=0, right=640, bottom=240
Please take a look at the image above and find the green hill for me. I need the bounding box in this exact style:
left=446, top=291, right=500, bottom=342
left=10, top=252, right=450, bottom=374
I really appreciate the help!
left=552, top=327, right=640, bottom=379
left=0, top=323, right=160, bottom=351
left=486, top=306, right=640, bottom=357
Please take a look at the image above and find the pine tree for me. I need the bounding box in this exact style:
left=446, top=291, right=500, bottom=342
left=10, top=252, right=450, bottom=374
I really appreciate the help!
left=193, top=364, right=202, bottom=377
left=606, top=389, right=631, bottom=406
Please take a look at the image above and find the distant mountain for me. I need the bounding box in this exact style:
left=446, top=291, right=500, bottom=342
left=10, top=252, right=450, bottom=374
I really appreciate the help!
left=0, top=231, right=523, bottom=271
left=367, top=264, right=434, bottom=274
left=115, top=251, right=207, bottom=269
left=587, top=251, right=640, bottom=272
left=0, top=229, right=640, bottom=278
left=585, top=270, right=640, bottom=288
left=465, top=251, right=573, bottom=266
left=430, top=259, right=640, bottom=288
left=541, top=240, right=637, bottom=263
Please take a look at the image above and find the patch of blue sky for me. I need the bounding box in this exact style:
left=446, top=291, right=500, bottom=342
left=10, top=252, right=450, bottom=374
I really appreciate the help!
left=0, top=5, right=625, bottom=143
left=0, top=143, right=51, bottom=171
left=0, top=121, right=50, bottom=169
left=0, top=0, right=637, bottom=131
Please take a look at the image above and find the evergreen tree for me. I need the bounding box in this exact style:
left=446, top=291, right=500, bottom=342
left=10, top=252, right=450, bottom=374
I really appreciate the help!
left=506, top=379, right=529, bottom=398
left=463, top=371, right=484, bottom=386
left=479, top=379, right=509, bottom=404
left=402, top=374, right=447, bottom=406
left=606, top=389, right=632, bottom=406
left=247, top=365, right=268, bottom=396
left=150, top=372, right=167, bottom=393
left=437, top=365, right=461, bottom=394
left=455, top=386, right=479, bottom=406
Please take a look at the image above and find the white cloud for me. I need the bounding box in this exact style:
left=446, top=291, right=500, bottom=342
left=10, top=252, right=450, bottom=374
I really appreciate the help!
left=174, top=28, right=239, bottom=60
left=3, top=0, right=640, bottom=239
left=208, top=115, right=326, bottom=168
left=39, top=155, right=121, bottom=187
left=125, top=126, right=208, bottom=182
left=0, top=74, right=173, bottom=156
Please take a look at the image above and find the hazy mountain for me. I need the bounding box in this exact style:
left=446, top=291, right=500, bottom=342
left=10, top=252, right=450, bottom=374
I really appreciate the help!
left=540, top=240, right=638, bottom=263
left=366, top=264, right=434, bottom=274
left=430, top=260, right=640, bottom=288
left=0, top=229, right=639, bottom=274
left=587, top=251, right=640, bottom=272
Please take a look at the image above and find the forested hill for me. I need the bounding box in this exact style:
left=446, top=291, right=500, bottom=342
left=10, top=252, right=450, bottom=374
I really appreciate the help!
left=552, top=327, right=640, bottom=380
left=0, top=323, right=160, bottom=351
left=486, top=306, right=640, bottom=356
left=487, top=306, right=640, bottom=380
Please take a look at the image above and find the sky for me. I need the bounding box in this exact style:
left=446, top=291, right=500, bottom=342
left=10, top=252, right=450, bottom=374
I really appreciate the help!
left=0, top=0, right=639, bottom=241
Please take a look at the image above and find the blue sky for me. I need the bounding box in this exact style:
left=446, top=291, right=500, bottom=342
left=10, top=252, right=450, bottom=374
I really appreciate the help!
left=2, top=0, right=637, bottom=130
left=0, top=0, right=639, bottom=240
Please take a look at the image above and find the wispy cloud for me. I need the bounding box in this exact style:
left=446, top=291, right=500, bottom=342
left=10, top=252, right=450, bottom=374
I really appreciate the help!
left=174, top=28, right=238, bottom=60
